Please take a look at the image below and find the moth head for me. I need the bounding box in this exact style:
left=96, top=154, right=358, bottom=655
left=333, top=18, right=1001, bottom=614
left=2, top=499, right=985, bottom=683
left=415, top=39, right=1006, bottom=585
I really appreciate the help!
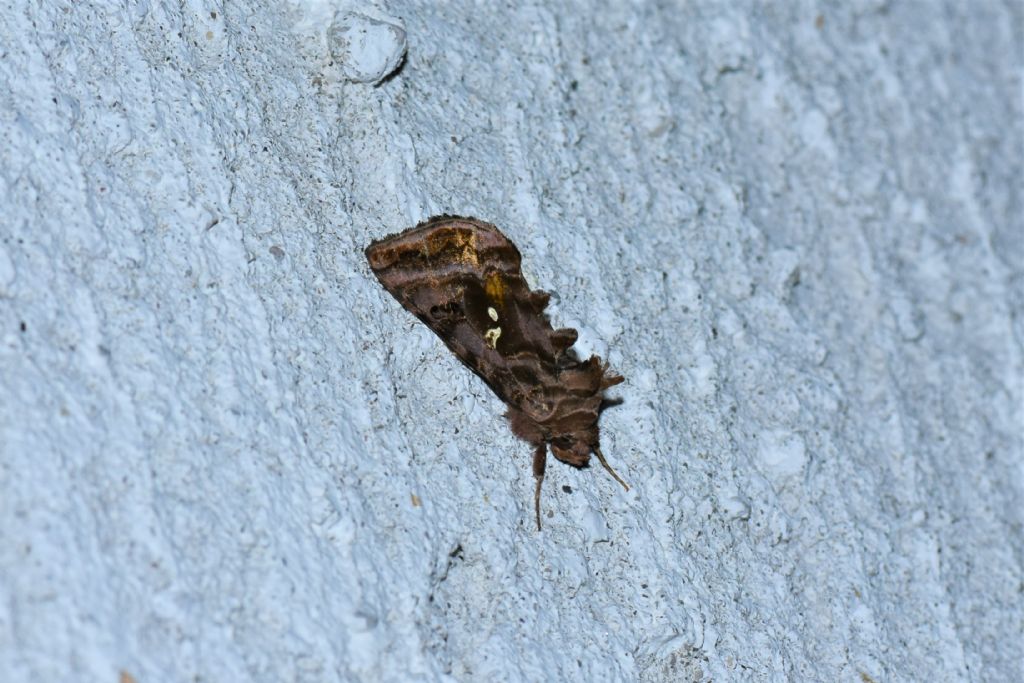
left=549, top=435, right=594, bottom=467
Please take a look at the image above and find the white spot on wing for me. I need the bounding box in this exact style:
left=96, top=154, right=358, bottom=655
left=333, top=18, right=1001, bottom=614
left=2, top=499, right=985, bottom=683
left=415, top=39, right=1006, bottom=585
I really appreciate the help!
left=487, top=306, right=499, bottom=321
left=484, top=326, right=502, bottom=349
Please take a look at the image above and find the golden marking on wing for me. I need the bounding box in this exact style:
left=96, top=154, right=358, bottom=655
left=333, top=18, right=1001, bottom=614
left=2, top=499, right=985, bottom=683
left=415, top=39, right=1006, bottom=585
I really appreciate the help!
left=460, top=231, right=478, bottom=266
left=485, top=272, right=505, bottom=307
left=418, top=229, right=479, bottom=267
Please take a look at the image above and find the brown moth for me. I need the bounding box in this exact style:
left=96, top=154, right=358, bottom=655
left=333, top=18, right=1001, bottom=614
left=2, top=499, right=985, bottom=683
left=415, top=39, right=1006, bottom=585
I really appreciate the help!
left=365, top=215, right=628, bottom=530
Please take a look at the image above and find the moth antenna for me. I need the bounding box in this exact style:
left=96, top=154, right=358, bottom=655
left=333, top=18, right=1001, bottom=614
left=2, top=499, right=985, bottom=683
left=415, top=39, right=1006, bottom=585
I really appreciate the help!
left=594, top=446, right=629, bottom=491
left=534, top=477, right=543, bottom=531
left=533, top=444, right=548, bottom=531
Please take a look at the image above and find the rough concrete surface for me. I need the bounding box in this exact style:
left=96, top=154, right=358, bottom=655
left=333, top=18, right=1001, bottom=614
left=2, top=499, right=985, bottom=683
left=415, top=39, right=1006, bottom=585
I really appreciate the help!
left=1, top=1, right=1021, bottom=681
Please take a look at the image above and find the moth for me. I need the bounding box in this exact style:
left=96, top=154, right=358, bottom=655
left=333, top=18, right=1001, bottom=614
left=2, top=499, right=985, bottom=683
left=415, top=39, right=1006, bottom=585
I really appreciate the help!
left=365, top=215, right=628, bottom=530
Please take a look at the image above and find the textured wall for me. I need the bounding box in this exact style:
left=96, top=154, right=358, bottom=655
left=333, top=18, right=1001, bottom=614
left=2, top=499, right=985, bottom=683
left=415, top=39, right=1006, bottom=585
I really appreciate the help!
left=2, top=1, right=1021, bottom=681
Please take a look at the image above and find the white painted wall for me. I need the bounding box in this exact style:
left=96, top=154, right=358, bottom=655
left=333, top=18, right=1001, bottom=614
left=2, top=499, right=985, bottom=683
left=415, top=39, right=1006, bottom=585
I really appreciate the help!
left=2, top=1, right=1021, bottom=681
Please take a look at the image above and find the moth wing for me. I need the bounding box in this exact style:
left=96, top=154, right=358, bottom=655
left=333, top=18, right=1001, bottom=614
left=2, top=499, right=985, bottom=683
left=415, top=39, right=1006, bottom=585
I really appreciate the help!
left=366, top=217, right=566, bottom=414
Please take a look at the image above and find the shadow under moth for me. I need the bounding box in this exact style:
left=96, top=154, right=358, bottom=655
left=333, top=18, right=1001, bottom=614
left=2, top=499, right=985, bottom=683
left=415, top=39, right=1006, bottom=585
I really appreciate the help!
left=365, top=215, right=628, bottom=530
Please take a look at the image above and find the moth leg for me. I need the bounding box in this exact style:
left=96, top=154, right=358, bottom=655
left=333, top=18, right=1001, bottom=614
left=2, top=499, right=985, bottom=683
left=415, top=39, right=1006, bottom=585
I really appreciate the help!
left=594, top=446, right=630, bottom=492
left=533, top=444, right=547, bottom=531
